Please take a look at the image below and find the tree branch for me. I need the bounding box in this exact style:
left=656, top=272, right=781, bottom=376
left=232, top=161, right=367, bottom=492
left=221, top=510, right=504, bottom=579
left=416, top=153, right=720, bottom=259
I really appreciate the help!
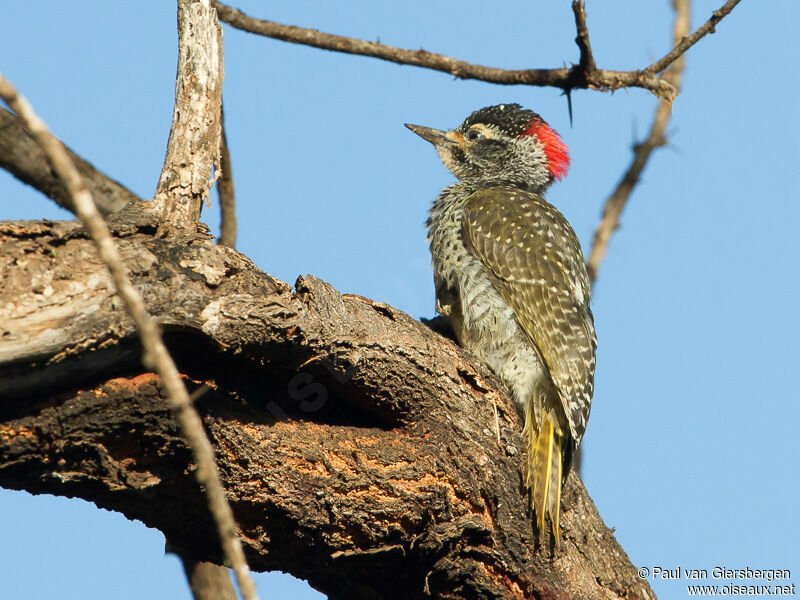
left=213, top=0, right=740, bottom=102
left=212, top=1, right=673, bottom=99
left=645, top=0, right=742, bottom=76
left=572, top=1, right=596, bottom=75
left=0, top=215, right=655, bottom=600
left=217, top=104, right=236, bottom=248
left=155, top=0, right=225, bottom=238
left=0, top=108, right=138, bottom=215
left=167, top=538, right=238, bottom=600
left=178, top=555, right=238, bottom=600
left=0, top=71, right=258, bottom=600
left=587, top=0, right=691, bottom=285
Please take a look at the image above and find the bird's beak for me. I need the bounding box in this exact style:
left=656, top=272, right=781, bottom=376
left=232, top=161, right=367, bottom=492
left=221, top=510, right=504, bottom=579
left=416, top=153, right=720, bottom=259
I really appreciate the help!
left=405, top=124, right=454, bottom=148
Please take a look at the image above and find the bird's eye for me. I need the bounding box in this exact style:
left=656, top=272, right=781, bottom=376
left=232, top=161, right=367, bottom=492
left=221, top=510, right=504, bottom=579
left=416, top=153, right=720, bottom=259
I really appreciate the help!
left=466, top=128, right=484, bottom=141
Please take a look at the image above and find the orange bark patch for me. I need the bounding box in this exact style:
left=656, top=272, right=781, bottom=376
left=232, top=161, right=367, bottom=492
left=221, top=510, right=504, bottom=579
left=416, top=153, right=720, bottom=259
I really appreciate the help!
left=103, top=372, right=161, bottom=392
left=0, top=423, right=37, bottom=441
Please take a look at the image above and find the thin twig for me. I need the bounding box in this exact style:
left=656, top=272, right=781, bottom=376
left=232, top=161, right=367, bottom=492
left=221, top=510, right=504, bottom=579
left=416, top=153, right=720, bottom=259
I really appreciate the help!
left=0, top=74, right=260, bottom=600
left=586, top=0, right=691, bottom=285
left=217, top=104, right=237, bottom=248
left=213, top=0, right=739, bottom=102
left=572, top=1, right=596, bottom=74
left=645, top=0, right=741, bottom=75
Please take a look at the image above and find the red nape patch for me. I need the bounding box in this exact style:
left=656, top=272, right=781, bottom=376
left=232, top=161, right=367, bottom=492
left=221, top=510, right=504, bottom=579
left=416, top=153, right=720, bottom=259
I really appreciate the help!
left=523, top=119, right=570, bottom=181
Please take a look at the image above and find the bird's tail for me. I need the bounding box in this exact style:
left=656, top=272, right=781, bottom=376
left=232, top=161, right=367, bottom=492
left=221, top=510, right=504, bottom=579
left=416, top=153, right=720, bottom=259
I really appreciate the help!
left=524, top=405, right=564, bottom=545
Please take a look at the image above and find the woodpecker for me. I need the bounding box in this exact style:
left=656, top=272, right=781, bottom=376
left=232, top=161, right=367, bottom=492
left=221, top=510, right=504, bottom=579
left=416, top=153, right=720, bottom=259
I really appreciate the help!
left=406, top=104, right=596, bottom=544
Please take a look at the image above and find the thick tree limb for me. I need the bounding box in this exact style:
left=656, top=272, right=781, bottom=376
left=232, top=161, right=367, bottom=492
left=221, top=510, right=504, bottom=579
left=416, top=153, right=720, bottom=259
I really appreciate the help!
left=0, top=69, right=258, bottom=600
left=155, top=0, right=224, bottom=238
left=0, top=108, right=137, bottom=215
left=0, top=75, right=259, bottom=600
left=587, top=0, right=691, bottom=284
left=0, top=215, right=655, bottom=600
left=213, top=0, right=740, bottom=102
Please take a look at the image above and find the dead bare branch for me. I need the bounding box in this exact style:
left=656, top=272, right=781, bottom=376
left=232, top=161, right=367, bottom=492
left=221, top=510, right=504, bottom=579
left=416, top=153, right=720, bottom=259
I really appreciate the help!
left=155, top=0, right=225, bottom=238
left=572, top=1, right=596, bottom=75
left=213, top=0, right=740, bottom=102
left=0, top=72, right=259, bottom=600
left=212, top=1, right=672, bottom=99
left=587, top=0, right=692, bottom=284
left=645, top=0, right=742, bottom=76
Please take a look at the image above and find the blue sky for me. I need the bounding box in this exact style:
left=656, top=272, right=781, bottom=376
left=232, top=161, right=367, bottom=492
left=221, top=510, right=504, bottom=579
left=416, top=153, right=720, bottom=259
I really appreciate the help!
left=1, top=1, right=797, bottom=598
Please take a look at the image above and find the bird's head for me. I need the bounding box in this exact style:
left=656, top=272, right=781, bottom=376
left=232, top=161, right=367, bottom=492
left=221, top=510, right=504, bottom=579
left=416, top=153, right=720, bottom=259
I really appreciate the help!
left=406, top=103, right=569, bottom=191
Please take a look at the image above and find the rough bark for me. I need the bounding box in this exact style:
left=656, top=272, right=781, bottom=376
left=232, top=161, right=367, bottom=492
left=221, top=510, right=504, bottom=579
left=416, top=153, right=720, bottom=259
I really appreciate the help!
left=154, top=0, right=224, bottom=238
left=0, top=211, right=654, bottom=600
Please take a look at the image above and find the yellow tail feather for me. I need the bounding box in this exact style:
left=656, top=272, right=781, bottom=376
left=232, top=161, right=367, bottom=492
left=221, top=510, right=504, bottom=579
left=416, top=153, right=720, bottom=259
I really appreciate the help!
left=525, top=408, right=563, bottom=545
